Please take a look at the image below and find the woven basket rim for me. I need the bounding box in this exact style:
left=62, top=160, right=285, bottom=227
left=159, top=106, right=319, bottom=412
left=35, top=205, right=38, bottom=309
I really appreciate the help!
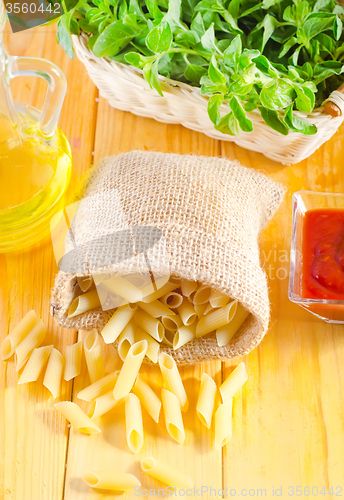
left=76, top=31, right=337, bottom=121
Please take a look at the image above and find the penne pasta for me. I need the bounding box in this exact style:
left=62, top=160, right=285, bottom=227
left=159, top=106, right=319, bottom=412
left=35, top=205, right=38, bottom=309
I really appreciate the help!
left=93, top=273, right=110, bottom=285
left=141, top=281, right=177, bottom=303
left=180, top=279, right=198, bottom=298
left=78, top=370, right=120, bottom=402
left=1, top=310, right=37, bottom=360
left=83, top=471, right=140, bottom=491
left=55, top=401, right=101, bottom=434
left=125, top=274, right=150, bottom=288
left=134, top=309, right=164, bottom=342
left=141, top=457, right=193, bottom=489
left=204, top=303, right=218, bottom=316
left=64, top=341, right=83, bottom=381
left=177, top=298, right=197, bottom=326
left=77, top=276, right=93, bottom=292
left=125, top=393, right=144, bottom=454
left=161, top=389, right=185, bottom=444
left=162, top=329, right=175, bottom=347
left=102, top=274, right=142, bottom=303
left=117, top=320, right=136, bottom=361
left=160, top=292, right=183, bottom=309
left=84, top=329, right=105, bottom=384
left=196, top=301, right=237, bottom=338
left=18, top=345, right=53, bottom=384
left=133, top=374, right=161, bottom=423
left=216, top=302, right=250, bottom=347
left=169, top=276, right=182, bottom=284
left=43, top=348, right=65, bottom=399
left=194, top=303, right=208, bottom=319
left=135, top=328, right=160, bottom=363
left=209, top=290, right=230, bottom=309
left=161, top=315, right=183, bottom=333
left=68, top=290, right=101, bottom=318
left=101, top=304, right=137, bottom=344
left=159, top=353, right=188, bottom=412
left=88, top=390, right=124, bottom=419
left=193, top=285, right=212, bottom=305
left=113, top=340, right=148, bottom=400
left=196, top=373, right=217, bottom=429
left=219, top=362, right=248, bottom=402
left=214, top=398, right=233, bottom=449
left=173, top=323, right=196, bottom=350
left=15, top=319, right=45, bottom=371
left=137, top=300, right=175, bottom=318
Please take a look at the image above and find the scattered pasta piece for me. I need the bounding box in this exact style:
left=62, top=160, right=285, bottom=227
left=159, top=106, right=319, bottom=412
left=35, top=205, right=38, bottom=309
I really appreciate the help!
left=1, top=310, right=37, bottom=360
left=173, top=324, right=196, bottom=350
left=77, top=276, right=93, bottom=292
left=160, top=292, right=183, bottom=308
left=15, top=319, right=45, bottom=371
left=43, top=348, right=64, bottom=399
left=64, top=341, right=83, bottom=381
left=193, top=285, right=212, bottom=305
left=117, top=320, right=136, bottom=361
left=133, top=374, right=161, bottom=423
left=88, top=390, right=124, bottom=419
left=159, top=353, right=188, bottom=412
left=83, top=471, right=140, bottom=491
left=214, top=398, right=233, bottom=450
left=84, top=329, right=105, bottom=383
left=113, top=340, right=148, bottom=400
left=219, top=362, right=248, bottom=403
left=180, top=279, right=198, bottom=298
left=125, top=393, right=144, bottom=454
left=55, top=401, right=101, bottom=434
left=135, top=328, right=160, bottom=363
left=196, top=373, right=217, bottom=429
left=141, top=457, right=193, bottom=489
left=177, top=298, right=197, bottom=326
left=137, top=300, right=175, bottom=318
left=161, top=389, right=185, bottom=444
left=18, top=345, right=53, bottom=384
left=78, top=370, right=119, bottom=402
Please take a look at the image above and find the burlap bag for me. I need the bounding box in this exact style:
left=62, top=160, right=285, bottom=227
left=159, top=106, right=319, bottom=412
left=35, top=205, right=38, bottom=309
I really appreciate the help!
left=51, top=151, right=284, bottom=364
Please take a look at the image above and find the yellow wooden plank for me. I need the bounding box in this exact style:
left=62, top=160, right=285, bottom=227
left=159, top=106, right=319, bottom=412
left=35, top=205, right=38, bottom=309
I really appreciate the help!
left=0, top=24, right=97, bottom=500
left=221, top=128, right=344, bottom=496
left=63, top=104, right=223, bottom=499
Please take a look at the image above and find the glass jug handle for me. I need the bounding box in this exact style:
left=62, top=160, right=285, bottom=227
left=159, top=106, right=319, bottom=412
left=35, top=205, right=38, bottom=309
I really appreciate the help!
left=8, top=55, right=67, bottom=140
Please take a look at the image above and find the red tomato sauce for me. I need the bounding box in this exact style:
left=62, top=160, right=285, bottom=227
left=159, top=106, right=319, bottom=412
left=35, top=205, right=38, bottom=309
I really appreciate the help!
left=302, top=208, right=344, bottom=300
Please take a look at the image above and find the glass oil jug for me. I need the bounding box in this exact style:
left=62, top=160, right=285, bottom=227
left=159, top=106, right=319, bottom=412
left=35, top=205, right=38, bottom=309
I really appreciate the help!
left=0, top=3, right=72, bottom=252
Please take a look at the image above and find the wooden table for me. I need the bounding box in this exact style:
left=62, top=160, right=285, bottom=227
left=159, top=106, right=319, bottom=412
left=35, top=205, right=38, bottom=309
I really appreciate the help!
left=1, top=24, right=344, bottom=500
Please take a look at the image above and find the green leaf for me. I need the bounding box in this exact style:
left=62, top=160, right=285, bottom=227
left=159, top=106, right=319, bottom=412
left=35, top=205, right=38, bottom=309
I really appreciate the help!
left=260, top=80, right=296, bottom=110
left=146, top=21, right=173, bottom=53
left=184, top=63, right=207, bottom=84
left=223, top=35, right=242, bottom=56
left=146, top=0, right=163, bottom=20
left=283, top=104, right=317, bottom=135
left=125, top=51, right=150, bottom=67
left=214, top=112, right=239, bottom=135
left=57, top=14, right=75, bottom=59
left=294, top=85, right=315, bottom=113
left=207, top=93, right=224, bottom=125
left=259, top=107, right=289, bottom=135
left=208, top=56, right=226, bottom=84
left=93, top=20, right=142, bottom=57
left=334, top=16, right=342, bottom=41
left=191, top=12, right=205, bottom=37
left=143, top=60, right=163, bottom=96
left=301, top=16, right=335, bottom=42
left=201, top=23, right=217, bottom=52
left=313, top=60, right=344, bottom=84
left=229, top=96, right=253, bottom=132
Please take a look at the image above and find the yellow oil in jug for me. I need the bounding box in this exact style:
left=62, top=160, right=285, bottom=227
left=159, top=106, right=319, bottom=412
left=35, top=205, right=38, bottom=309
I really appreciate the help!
left=0, top=110, right=72, bottom=252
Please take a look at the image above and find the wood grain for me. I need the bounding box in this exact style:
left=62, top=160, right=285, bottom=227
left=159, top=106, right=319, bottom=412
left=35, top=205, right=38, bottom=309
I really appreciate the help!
left=1, top=24, right=344, bottom=500
left=0, top=24, right=97, bottom=500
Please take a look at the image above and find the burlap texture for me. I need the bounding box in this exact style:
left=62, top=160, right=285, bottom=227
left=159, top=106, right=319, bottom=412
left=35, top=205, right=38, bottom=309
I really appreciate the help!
left=51, top=151, right=285, bottom=364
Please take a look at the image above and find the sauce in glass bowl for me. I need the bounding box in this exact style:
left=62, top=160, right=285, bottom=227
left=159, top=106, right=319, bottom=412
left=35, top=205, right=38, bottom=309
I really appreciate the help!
left=302, top=208, right=344, bottom=301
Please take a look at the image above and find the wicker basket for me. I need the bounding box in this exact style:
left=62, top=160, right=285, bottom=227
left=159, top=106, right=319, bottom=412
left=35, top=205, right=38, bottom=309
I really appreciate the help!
left=73, top=33, right=344, bottom=164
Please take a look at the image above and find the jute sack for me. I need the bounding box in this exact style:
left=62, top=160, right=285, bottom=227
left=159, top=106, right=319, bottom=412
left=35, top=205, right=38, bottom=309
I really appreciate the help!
left=51, top=151, right=285, bottom=364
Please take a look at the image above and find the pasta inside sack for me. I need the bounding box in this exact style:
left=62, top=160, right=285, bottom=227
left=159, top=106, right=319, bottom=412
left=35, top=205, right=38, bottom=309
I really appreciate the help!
left=51, top=151, right=284, bottom=363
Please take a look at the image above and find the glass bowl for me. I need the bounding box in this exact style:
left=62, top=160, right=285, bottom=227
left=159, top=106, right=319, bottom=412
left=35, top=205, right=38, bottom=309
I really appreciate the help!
left=289, top=190, right=344, bottom=324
